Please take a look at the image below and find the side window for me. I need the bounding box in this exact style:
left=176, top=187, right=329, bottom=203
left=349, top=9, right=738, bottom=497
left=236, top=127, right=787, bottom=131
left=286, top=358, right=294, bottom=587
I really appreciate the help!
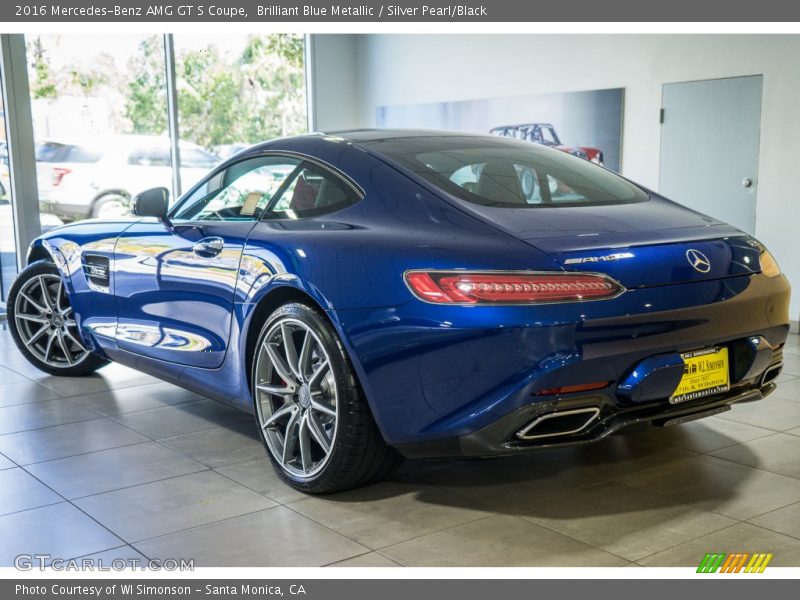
left=171, top=156, right=300, bottom=222
left=265, top=162, right=360, bottom=220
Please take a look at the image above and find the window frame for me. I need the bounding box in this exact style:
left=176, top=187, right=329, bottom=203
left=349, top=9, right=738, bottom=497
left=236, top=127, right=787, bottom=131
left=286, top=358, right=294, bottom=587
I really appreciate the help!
left=168, top=151, right=364, bottom=224
left=168, top=154, right=302, bottom=223
left=261, top=159, right=363, bottom=221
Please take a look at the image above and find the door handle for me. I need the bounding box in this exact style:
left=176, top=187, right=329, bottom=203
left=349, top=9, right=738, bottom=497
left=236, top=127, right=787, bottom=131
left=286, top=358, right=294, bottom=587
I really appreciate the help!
left=192, top=236, right=224, bottom=258
left=742, top=177, right=754, bottom=188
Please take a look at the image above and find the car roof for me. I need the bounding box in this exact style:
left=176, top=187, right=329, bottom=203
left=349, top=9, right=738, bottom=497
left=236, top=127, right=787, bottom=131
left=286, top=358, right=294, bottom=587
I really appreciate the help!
left=321, top=128, right=486, bottom=142
left=238, top=129, right=498, bottom=159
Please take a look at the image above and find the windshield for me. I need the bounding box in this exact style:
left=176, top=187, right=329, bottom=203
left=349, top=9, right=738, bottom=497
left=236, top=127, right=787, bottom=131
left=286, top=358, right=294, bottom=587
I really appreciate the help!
left=365, top=136, right=647, bottom=208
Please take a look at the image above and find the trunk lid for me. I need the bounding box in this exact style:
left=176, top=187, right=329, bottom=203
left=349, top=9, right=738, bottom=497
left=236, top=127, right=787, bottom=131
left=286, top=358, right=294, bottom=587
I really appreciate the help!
left=458, top=196, right=762, bottom=288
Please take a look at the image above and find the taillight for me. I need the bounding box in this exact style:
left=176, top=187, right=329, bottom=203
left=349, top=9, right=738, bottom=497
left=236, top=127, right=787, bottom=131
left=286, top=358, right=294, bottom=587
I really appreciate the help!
left=52, top=167, right=72, bottom=186
left=534, top=382, right=610, bottom=396
left=759, top=250, right=782, bottom=278
left=404, top=271, right=624, bottom=305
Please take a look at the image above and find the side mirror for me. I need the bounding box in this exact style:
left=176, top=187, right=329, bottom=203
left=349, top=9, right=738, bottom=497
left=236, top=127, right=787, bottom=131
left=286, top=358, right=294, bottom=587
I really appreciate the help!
left=132, top=187, right=169, bottom=219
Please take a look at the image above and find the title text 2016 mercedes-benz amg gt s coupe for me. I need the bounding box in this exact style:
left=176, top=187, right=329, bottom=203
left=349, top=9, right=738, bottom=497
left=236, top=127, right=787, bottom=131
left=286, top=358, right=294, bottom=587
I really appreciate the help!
left=8, top=130, right=791, bottom=493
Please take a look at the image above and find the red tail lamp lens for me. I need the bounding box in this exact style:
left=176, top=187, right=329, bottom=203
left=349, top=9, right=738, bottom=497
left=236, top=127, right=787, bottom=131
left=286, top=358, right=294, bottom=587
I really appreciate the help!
left=52, top=167, right=72, bottom=186
left=534, top=382, right=610, bottom=396
left=404, top=271, right=622, bottom=304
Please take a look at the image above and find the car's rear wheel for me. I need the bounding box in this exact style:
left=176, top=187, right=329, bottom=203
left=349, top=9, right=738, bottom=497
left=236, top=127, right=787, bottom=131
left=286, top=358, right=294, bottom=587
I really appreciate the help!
left=8, top=261, right=108, bottom=376
left=253, top=302, right=401, bottom=494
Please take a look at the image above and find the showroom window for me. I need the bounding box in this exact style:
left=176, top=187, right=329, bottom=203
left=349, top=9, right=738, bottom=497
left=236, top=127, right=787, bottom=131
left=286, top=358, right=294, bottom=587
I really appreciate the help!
left=22, top=34, right=307, bottom=228
left=173, top=34, right=307, bottom=193
left=0, top=71, right=16, bottom=303
left=26, top=34, right=171, bottom=225
left=0, top=33, right=309, bottom=275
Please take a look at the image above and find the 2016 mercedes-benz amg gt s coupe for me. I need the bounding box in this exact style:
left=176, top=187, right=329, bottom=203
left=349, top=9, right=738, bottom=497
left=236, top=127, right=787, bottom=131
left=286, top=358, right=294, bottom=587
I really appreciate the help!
left=8, top=130, right=791, bottom=493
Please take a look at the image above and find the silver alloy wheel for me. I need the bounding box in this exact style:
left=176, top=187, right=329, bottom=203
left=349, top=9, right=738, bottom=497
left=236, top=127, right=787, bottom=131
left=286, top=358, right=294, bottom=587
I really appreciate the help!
left=13, top=274, right=89, bottom=368
left=255, top=317, right=338, bottom=479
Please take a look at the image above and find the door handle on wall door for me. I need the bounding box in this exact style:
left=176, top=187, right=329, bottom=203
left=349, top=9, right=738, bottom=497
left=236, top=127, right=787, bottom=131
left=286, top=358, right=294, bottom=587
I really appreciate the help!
left=741, top=177, right=754, bottom=188
left=193, top=237, right=224, bottom=257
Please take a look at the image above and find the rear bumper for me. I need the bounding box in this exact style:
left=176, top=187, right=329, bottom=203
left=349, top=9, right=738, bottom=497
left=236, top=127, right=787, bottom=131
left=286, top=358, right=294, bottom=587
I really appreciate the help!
left=395, top=361, right=782, bottom=458
left=338, top=272, right=790, bottom=448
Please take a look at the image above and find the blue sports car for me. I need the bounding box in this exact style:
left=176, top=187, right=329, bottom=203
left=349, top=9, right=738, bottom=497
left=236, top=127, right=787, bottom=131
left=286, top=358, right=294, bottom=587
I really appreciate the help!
left=8, top=130, right=791, bottom=493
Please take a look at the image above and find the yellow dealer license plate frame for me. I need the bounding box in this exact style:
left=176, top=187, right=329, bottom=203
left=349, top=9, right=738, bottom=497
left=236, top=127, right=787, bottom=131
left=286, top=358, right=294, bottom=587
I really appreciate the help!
left=670, top=347, right=730, bottom=404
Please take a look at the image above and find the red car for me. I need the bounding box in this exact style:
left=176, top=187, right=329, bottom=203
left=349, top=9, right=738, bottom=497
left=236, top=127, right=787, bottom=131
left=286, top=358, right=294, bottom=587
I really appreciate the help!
left=490, top=123, right=604, bottom=165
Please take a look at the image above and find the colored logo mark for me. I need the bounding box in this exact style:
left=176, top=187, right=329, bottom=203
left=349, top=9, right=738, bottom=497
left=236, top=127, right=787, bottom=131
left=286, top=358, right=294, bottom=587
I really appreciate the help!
left=697, top=552, right=773, bottom=573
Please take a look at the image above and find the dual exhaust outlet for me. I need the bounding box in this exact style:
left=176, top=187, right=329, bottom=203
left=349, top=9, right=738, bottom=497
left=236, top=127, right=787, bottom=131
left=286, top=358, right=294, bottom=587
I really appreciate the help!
left=516, top=407, right=600, bottom=441
left=516, top=362, right=783, bottom=441
left=759, top=363, right=782, bottom=388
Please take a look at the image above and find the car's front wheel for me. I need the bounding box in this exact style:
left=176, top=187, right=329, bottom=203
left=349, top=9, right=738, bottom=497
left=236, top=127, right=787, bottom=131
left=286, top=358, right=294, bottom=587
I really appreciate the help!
left=8, top=261, right=108, bottom=376
left=253, top=302, right=401, bottom=494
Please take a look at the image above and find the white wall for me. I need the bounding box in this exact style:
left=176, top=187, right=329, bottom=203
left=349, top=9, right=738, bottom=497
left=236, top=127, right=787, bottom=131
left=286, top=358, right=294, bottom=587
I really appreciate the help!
left=307, top=34, right=362, bottom=132
left=312, top=34, right=800, bottom=325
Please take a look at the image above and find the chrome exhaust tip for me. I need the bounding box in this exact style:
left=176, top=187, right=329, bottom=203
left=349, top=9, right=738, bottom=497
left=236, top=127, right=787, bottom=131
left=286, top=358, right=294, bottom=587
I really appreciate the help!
left=516, top=407, right=601, bottom=441
left=760, top=364, right=782, bottom=387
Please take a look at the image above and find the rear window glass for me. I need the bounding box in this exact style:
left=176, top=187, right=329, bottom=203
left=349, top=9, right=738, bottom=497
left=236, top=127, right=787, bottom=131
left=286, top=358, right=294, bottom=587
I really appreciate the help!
left=36, top=142, right=102, bottom=163
left=365, top=136, right=648, bottom=208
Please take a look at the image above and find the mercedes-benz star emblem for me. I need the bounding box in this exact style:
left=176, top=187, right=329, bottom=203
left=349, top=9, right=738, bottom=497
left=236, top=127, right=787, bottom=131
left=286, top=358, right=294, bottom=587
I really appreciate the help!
left=686, top=249, right=711, bottom=273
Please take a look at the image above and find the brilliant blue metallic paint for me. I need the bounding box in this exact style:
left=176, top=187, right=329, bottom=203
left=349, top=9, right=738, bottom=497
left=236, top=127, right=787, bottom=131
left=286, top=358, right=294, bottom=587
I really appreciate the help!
left=27, top=132, right=791, bottom=451
left=616, top=354, right=686, bottom=404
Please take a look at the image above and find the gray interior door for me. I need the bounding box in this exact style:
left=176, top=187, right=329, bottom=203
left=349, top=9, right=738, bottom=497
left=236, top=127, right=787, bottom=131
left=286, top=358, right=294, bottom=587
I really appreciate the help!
left=660, top=75, right=762, bottom=234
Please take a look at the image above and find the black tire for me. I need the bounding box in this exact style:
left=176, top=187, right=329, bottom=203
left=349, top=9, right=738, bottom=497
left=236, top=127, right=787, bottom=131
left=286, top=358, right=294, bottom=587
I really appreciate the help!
left=252, top=302, right=402, bottom=494
left=7, top=261, right=109, bottom=377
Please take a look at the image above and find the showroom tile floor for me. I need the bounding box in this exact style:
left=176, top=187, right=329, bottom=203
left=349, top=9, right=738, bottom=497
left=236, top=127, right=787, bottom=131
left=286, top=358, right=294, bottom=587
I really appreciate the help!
left=1, top=324, right=800, bottom=567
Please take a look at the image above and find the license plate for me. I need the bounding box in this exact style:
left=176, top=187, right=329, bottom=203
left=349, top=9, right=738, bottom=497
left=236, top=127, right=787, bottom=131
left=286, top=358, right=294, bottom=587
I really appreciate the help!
left=670, top=347, right=730, bottom=404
